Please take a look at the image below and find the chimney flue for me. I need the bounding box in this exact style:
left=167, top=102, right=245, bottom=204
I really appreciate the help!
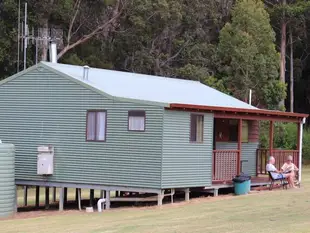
left=49, top=41, right=57, bottom=63
left=83, top=65, right=90, bottom=80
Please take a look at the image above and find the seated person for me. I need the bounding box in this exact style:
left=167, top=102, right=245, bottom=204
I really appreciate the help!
left=266, top=156, right=296, bottom=188
left=281, top=155, right=299, bottom=174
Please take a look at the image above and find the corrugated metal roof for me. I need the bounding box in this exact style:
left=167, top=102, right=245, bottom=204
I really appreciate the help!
left=42, top=62, right=257, bottom=109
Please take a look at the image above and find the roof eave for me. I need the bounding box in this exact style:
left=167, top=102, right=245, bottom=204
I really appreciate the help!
left=168, top=103, right=308, bottom=122
left=0, top=65, right=40, bottom=86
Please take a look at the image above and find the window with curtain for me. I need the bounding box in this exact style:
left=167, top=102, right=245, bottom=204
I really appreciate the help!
left=242, top=120, right=249, bottom=143
left=229, top=120, right=238, bottom=142
left=86, top=110, right=107, bottom=141
left=228, top=120, right=249, bottom=142
left=128, top=111, right=145, bottom=131
left=190, top=114, right=204, bottom=143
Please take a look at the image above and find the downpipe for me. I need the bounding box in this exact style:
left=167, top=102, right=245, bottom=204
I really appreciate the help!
left=97, top=198, right=106, bottom=212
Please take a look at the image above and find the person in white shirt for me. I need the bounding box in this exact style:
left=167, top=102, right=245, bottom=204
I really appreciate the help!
left=266, top=156, right=296, bottom=188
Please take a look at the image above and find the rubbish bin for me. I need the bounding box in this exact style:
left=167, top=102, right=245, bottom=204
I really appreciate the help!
left=232, top=173, right=251, bottom=195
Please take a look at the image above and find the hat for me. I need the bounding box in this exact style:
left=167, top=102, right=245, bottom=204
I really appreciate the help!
left=287, top=155, right=293, bottom=161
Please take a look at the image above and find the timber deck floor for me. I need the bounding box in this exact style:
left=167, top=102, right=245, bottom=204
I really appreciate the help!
left=209, top=176, right=270, bottom=189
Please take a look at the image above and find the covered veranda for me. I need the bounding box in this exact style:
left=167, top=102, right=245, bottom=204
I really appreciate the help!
left=169, top=104, right=308, bottom=187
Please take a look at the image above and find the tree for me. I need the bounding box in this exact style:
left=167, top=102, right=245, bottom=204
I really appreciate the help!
left=176, top=64, right=229, bottom=93
left=266, top=0, right=310, bottom=111
left=280, top=0, right=287, bottom=104
left=25, top=0, right=127, bottom=61
left=2, top=0, right=310, bottom=118
left=57, top=0, right=127, bottom=59
left=27, top=0, right=57, bottom=61
left=108, top=0, right=233, bottom=82
left=218, top=0, right=286, bottom=109
left=0, top=0, right=30, bottom=77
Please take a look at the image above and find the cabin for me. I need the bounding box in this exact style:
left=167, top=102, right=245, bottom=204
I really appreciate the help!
left=0, top=62, right=307, bottom=210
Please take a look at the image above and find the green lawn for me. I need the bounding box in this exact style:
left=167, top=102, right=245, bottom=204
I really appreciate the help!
left=2, top=168, right=310, bottom=233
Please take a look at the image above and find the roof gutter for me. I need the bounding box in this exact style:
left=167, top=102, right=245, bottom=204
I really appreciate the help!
left=168, top=103, right=308, bottom=122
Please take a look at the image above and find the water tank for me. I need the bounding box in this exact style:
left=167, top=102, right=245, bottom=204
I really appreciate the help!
left=0, top=143, right=15, bottom=218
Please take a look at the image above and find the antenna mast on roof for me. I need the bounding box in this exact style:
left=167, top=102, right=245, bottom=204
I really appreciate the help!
left=17, top=2, right=30, bottom=70
left=23, top=2, right=27, bottom=70
left=17, top=2, right=63, bottom=71
left=17, top=0, right=21, bottom=72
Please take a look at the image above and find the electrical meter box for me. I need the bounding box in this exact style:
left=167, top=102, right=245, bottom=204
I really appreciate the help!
left=37, top=145, right=54, bottom=175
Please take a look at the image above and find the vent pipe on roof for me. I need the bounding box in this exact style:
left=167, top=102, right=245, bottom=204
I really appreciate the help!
left=49, top=41, right=57, bottom=63
left=83, top=66, right=90, bottom=80
left=249, top=89, right=252, bottom=105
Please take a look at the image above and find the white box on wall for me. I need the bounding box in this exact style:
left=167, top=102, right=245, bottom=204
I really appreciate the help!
left=37, top=145, right=54, bottom=175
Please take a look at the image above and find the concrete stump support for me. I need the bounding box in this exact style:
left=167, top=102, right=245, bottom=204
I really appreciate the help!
left=214, top=188, right=219, bottom=197
left=59, top=187, right=64, bottom=211
left=157, top=190, right=164, bottom=206
left=105, top=191, right=110, bottom=210
left=185, top=188, right=190, bottom=201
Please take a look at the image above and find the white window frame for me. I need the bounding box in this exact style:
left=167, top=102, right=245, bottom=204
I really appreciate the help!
left=128, top=111, right=146, bottom=131
left=86, top=110, right=107, bottom=142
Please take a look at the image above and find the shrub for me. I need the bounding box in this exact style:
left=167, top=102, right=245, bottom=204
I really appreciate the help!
left=302, top=129, right=310, bottom=163
left=259, top=121, right=310, bottom=164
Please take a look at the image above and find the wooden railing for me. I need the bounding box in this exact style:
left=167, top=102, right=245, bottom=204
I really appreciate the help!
left=213, top=150, right=239, bottom=181
left=256, top=149, right=299, bottom=175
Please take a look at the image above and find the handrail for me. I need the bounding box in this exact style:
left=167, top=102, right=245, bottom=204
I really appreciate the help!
left=256, top=149, right=299, bottom=175
left=262, top=149, right=299, bottom=152
left=213, top=149, right=239, bottom=152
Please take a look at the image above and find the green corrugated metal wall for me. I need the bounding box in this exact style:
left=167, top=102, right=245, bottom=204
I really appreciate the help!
left=161, top=110, right=214, bottom=188
left=0, top=143, right=15, bottom=217
left=0, top=67, right=164, bottom=189
left=215, top=142, right=259, bottom=176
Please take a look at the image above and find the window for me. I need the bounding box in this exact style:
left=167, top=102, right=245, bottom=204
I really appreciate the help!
left=229, top=120, right=238, bottom=142
left=242, top=120, right=249, bottom=143
left=128, top=111, right=145, bottom=131
left=86, top=110, right=107, bottom=141
left=228, top=120, right=248, bottom=142
left=190, top=114, right=204, bottom=142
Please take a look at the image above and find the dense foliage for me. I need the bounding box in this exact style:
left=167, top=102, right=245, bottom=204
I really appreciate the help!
left=218, top=0, right=285, bottom=108
left=1, top=0, right=309, bottom=112
left=0, top=0, right=310, bottom=157
left=260, top=122, right=310, bottom=163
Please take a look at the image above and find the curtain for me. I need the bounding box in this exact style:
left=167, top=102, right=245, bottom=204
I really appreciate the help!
left=96, top=112, right=106, bottom=140
left=242, top=120, right=248, bottom=142
left=190, top=115, right=204, bottom=142
left=87, top=112, right=96, bottom=140
left=190, top=115, right=197, bottom=141
left=129, top=116, right=145, bottom=131
left=196, top=115, right=204, bottom=142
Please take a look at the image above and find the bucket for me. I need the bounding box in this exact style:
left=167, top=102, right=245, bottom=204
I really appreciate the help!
left=232, top=173, right=251, bottom=195
left=234, top=180, right=251, bottom=195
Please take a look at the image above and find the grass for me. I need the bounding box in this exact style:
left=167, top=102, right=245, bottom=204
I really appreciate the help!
left=2, top=167, right=310, bottom=233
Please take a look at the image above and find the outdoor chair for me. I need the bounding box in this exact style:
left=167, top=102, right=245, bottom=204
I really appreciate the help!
left=294, top=170, right=301, bottom=188
left=268, top=171, right=288, bottom=190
